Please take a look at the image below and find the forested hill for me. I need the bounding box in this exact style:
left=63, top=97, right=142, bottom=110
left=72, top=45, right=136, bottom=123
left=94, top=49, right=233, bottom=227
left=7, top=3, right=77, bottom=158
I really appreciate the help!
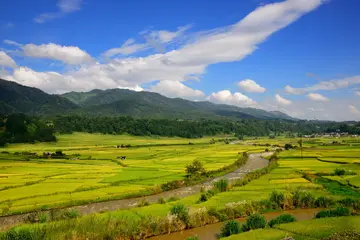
left=0, top=78, right=294, bottom=120
left=0, top=78, right=79, bottom=115
left=62, top=88, right=295, bottom=120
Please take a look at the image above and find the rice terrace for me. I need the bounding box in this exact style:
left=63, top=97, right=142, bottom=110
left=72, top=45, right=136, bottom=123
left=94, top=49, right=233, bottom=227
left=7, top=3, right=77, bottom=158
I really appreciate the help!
left=0, top=130, right=360, bottom=239
left=2, top=0, right=360, bottom=239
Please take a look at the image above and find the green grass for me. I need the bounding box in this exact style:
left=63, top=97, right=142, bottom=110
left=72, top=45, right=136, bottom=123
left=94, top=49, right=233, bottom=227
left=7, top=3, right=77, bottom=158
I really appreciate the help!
left=224, top=216, right=360, bottom=240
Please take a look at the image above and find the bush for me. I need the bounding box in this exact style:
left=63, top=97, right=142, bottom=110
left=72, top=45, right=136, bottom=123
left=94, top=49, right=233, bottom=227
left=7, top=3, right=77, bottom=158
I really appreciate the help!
left=62, top=209, right=80, bottom=219
left=167, top=196, right=180, bottom=202
left=268, top=214, right=296, bottom=227
left=242, top=214, right=266, bottom=232
left=199, top=193, right=209, bottom=202
left=208, top=207, right=227, bottom=222
left=284, top=144, right=293, bottom=150
left=170, top=203, right=190, bottom=227
left=315, top=207, right=351, bottom=219
left=214, top=179, right=229, bottom=192
left=186, top=160, right=205, bottom=177
left=314, top=196, right=333, bottom=208
left=218, top=220, right=242, bottom=238
left=269, top=190, right=285, bottom=208
left=334, top=168, right=346, bottom=176
left=158, top=197, right=166, bottom=204
left=137, top=199, right=150, bottom=207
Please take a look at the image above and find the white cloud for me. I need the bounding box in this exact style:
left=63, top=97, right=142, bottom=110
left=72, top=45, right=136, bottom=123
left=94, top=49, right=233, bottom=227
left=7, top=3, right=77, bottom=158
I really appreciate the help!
left=4, top=39, right=22, bottom=47
left=34, top=0, right=83, bottom=23
left=150, top=25, right=192, bottom=43
left=208, top=90, right=256, bottom=107
left=307, top=93, right=329, bottom=102
left=285, top=75, right=360, bottom=94
left=237, top=79, right=266, bottom=93
left=349, top=105, right=360, bottom=115
left=22, top=43, right=94, bottom=65
left=0, top=51, right=17, bottom=68
left=118, top=85, right=143, bottom=92
left=7, top=0, right=325, bottom=98
left=150, top=80, right=205, bottom=99
left=101, top=39, right=147, bottom=58
left=275, top=94, right=292, bottom=105
left=355, top=91, right=360, bottom=96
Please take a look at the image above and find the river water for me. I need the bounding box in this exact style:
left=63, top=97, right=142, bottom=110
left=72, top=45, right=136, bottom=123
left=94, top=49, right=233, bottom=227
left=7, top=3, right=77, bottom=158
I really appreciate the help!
left=148, top=208, right=320, bottom=240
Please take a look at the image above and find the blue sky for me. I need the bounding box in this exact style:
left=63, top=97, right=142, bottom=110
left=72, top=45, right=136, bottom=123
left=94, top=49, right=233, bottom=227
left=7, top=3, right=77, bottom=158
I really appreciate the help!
left=0, top=0, right=360, bottom=121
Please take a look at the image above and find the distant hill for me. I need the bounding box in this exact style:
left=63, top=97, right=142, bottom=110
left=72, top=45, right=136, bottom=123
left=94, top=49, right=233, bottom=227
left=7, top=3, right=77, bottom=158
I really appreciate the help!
left=0, top=78, right=295, bottom=120
left=62, top=88, right=295, bottom=120
left=0, top=78, right=79, bottom=115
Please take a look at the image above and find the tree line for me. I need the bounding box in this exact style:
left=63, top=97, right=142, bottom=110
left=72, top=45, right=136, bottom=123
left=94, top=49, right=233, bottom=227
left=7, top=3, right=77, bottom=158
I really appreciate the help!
left=1, top=114, right=359, bottom=146
left=0, top=114, right=56, bottom=146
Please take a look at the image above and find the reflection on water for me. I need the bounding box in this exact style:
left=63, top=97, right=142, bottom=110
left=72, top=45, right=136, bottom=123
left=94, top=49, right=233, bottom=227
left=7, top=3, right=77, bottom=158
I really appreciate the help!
left=148, top=208, right=320, bottom=240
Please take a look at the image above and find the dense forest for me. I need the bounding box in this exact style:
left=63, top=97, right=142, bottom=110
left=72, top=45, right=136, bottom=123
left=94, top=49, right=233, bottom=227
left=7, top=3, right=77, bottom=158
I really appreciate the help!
left=53, top=115, right=360, bottom=138
left=1, top=114, right=359, bottom=146
left=0, top=114, right=56, bottom=146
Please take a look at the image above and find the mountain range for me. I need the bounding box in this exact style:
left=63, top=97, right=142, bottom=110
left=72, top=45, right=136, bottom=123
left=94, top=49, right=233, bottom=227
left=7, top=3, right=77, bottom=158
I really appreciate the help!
left=0, top=78, right=294, bottom=120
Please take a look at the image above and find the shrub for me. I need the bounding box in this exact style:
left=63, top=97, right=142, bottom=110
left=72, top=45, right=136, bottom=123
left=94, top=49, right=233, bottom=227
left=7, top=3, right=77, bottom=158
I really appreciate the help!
left=315, top=207, right=351, bottom=219
left=338, top=198, right=357, bottom=207
left=62, top=209, right=80, bottom=219
left=242, top=214, right=266, bottom=232
left=167, top=196, right=180, bottom=202
left=170, top=203, right=190, bottom=227
left=208, top=207, right=227, bottom=222
left=269, top=190, right=285, bottom=209
left=186, top=160, right=205, bottom=177
left=214, top=179, right=229, bottom=192
left=218, top=220, right=242, bottom=238
left=158, top=197, right=166, bottom=204
left=284, top=144, right=293, bottom=150
left=137, top=199, right=150, bottom=207
left=199, top=193, right=209, bottom=202
left=314, top=196, right=333, bottom=208
left=268, top=214, right=296, bottom=227
left=334, top=168, right=346, bottom=176
left=39, top=213, right=48, bottom=223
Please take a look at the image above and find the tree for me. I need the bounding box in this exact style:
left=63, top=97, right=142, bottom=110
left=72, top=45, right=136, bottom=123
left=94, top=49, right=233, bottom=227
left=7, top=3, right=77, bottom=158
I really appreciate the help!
left=185, top=160, right=205, bottom=177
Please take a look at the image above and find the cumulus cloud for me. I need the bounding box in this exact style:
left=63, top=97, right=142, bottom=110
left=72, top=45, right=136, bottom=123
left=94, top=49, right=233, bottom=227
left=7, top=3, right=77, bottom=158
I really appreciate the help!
left=275, top=94, right=292, bottom=105
left=0, top=51, right=17, bottom=68
left=150, top=80, right=205, bottom=99
left=237, top=79, right=266, bottom=93
left=349, top=105, right=360, bottom=115
left=208, top=90, right=257, bottom=107
left=7, top=0, right=325, bottom=98
left=101, top=39, right=147, bottom=58
left=307, top=93, right=329, bottom=102
left=22, top=43, right=94, bottom=65
left=285, top=75, right=360, bottom=94
left=34, top=0, right=83, bottom=23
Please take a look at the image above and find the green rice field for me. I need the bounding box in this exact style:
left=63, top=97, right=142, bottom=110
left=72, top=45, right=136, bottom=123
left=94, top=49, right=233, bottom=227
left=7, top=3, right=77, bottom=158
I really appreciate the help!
left=0, top=133, right=267, bottom=215
left=224, top=216, right=360, bottom=240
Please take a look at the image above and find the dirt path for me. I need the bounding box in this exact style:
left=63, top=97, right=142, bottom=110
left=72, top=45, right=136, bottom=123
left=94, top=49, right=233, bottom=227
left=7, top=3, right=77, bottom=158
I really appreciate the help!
left=0, top=152, right=271, bottom=230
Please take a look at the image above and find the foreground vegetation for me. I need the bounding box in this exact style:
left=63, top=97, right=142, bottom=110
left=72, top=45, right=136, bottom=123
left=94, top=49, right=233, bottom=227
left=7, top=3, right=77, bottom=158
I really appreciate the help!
left=223, top=216, right=360, bottom=240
